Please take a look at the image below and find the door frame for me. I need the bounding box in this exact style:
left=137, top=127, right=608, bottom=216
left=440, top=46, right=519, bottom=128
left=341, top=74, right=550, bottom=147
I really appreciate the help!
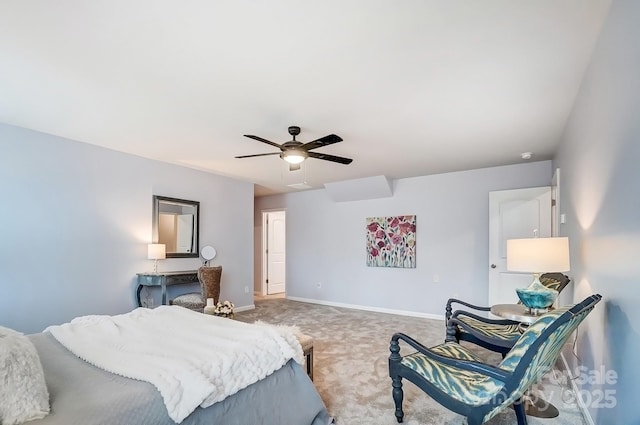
left=488, top=186, right=552, bottom=307
left=261, top=209, right=286, bottom=296
left=551, top=168, right=561, bottom=237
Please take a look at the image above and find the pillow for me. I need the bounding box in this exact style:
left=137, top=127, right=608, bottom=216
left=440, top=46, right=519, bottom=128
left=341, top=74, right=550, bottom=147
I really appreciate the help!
left=0, top=326, right=50, bottom=425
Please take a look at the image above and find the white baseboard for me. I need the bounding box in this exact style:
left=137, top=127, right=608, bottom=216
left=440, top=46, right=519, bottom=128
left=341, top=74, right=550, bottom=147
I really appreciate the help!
left=235, top=304, right=255, bottom=313
left=560, top=353, right=595, bottom=425
left=286, top=296, right=444, bottom=321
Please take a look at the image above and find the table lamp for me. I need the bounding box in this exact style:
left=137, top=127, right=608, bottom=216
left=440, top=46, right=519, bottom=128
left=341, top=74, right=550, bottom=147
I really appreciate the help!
left=147, top=243, right=166, bottom=273
left=506, top=237, right=570, bottom=313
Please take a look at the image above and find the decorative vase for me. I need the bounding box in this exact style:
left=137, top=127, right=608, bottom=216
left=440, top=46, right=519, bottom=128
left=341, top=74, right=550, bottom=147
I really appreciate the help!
left=203, top=298, right=216, bottom=315
left=516, top=275, right=558, bottom=313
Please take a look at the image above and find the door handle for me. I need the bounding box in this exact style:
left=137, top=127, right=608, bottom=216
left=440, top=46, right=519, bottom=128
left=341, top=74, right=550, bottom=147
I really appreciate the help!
left=490, top=264, right=497, bottom=269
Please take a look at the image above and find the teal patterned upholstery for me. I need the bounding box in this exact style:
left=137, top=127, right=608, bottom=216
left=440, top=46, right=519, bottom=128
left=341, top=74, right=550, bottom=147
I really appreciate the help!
left=456, top=316, right=521, bottom=342
left=445, top=273, right=571, bottom=355
left=389, top=295, right=601, bottom=425
left=401, top=343, right=504, bottom=406
left=483, top=305, right=587, bottom=422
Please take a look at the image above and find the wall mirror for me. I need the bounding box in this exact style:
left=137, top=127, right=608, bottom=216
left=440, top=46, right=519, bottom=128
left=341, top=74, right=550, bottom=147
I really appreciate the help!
left=153, top=195, right=200, bottom=258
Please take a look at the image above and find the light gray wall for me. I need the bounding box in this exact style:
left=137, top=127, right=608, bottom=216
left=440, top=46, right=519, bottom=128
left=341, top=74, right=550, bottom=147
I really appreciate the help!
left=0, top=123, right=254, bottom=334
left=554, top=1, right=639, bottom=423
left=255, top=160, right=552, bottom=316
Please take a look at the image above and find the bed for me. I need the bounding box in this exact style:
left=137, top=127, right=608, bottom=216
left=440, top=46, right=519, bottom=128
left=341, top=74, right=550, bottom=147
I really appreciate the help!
left=1, top=307, right=332, bottom=425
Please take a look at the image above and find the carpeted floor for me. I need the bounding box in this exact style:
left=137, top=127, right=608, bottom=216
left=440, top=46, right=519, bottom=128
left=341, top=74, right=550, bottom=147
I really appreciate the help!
left=235, top=297, right=587, bottom=425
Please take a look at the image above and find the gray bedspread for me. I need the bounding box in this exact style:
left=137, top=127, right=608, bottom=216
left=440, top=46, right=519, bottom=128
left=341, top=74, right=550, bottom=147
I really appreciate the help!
left=29, top=332, right=332, bottom=425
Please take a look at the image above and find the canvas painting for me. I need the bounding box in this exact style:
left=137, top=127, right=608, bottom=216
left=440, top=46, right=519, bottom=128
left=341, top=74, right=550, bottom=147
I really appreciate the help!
left=366, top=215, right=416, bottom=268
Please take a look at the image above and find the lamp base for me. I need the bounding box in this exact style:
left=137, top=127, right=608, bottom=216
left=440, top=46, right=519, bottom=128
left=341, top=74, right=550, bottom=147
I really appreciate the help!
left=527, top=273, right=547, bottom=291
left=516, top=273, right=558, bottom=311
left=524, top=306, right=551, bottom=316
left=522, top=390, right=560, bottom=418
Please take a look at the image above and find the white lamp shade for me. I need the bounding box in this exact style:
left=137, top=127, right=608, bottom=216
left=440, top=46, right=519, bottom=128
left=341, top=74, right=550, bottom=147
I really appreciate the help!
left=147, top=243, right=166, bottom=260
left=506, top=237, right=570, bottom=273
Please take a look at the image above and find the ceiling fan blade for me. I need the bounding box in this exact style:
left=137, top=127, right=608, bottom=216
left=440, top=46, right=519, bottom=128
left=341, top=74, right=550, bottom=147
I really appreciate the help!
left=244, top=135, right=282, bottom=149
left=235, top=152, right=281, bottom=159
left=308, top=151, right=353, bottom=165
left=300, top=134, right=343, bottom=151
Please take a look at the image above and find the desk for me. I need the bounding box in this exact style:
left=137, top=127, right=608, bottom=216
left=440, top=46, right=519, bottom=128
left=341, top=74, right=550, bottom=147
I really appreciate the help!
left=491, top=303, right=559, bottom=419
left=136, top=271, right=199, bottom=307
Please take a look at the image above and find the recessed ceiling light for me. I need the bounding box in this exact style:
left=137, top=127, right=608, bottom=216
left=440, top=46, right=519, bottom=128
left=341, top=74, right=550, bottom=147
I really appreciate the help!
left=521, top=152, right=533, bottom=160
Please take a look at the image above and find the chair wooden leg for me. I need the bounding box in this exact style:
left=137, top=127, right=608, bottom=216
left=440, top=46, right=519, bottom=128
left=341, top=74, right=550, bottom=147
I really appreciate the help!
left=445, top=322, right=458, bottom=343
left=306, top=346, right=313, bottom=381
left=445, top=301, right=453, bottom=322
left=467, top=416, right=483, bottom=425
left=514, top=398, right=528, bottom=425
left=391, top=376, right=404, bottom=423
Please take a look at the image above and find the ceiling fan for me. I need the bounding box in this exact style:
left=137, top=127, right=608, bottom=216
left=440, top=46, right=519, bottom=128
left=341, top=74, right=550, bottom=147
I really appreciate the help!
left=236, top=126, right=353, bottom=170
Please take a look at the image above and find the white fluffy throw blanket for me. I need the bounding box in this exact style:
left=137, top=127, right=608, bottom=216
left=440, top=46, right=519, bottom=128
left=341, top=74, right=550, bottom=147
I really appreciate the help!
left=46, top=306, right=303, bottom=424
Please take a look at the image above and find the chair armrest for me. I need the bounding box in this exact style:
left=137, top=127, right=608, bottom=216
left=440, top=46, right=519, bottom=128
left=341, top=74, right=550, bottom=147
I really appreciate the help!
left=390, top=333, right=511, bottom=381
left=451, top=309, right=521, bottom=326
left=445, top=298, right=491, bottom=322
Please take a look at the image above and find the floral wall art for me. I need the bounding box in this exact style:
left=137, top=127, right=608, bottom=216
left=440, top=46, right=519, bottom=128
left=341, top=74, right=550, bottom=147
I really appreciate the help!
left=366, top=215, right=416, bottom=268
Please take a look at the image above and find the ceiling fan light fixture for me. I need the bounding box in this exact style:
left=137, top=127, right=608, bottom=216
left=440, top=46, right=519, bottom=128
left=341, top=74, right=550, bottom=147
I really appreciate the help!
left=238, top=126, right=352, bottom=167
left=281, top=148, right=308, bottom=164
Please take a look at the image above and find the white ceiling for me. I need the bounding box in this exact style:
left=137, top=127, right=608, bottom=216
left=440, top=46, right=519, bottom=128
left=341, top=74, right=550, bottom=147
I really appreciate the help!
left=0, top=1, right=611, bottom=196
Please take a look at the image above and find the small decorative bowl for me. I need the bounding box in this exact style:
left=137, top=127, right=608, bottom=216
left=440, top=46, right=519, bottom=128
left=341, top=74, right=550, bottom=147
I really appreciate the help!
left=516, top=288, right=557, bottom=311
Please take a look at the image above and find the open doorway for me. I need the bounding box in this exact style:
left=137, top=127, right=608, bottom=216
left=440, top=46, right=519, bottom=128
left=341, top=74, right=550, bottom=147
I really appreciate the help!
left=261, top=210, right=286, bottom=295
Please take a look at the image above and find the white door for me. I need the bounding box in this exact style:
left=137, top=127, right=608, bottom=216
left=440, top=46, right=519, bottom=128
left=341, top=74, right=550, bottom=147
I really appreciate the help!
left=488, top=187, right=552, bottom=306
left=266, top=211, right=286, bottom=294
left=176, top=214, right=194, bottom=253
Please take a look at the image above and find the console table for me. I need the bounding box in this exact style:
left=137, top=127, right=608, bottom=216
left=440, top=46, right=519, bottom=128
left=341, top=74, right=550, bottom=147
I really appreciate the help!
left=490, top=303, right=550, bottom=324
left=136, top=270, right=199, bottom=307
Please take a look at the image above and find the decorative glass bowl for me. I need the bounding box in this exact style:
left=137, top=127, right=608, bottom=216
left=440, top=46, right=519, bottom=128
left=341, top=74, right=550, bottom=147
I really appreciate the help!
left=516, top=279, right=559, bottom=313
